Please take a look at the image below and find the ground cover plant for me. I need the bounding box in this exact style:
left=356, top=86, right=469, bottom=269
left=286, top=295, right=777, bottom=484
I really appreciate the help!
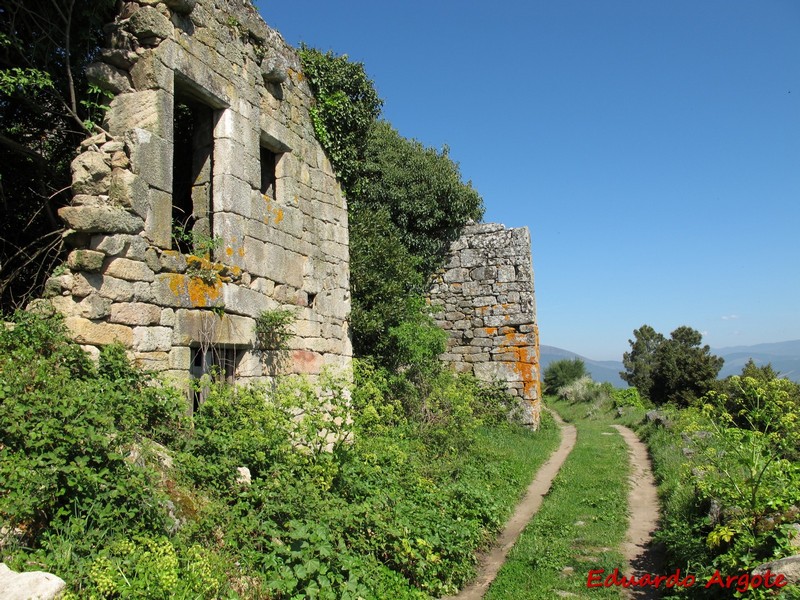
left=544, top=361, right=800, bottom=599
left=0, top=310, right=560, bottom=598
left=485, top=396, right=630, bottom=599
left=633, top=375, right=800, bottom=599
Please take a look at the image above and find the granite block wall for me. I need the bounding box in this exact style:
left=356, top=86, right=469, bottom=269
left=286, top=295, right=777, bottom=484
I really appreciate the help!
left=429, top=223, right=541, bottom=427
left=39, top=0, right=351, bottom=388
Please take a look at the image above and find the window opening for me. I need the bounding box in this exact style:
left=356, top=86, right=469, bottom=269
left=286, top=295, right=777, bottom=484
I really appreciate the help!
left=260, top=147, right=277, bottom=199
left=173, top=95, right=214, bottom=254
left=190, top=346, right=240, bottom=413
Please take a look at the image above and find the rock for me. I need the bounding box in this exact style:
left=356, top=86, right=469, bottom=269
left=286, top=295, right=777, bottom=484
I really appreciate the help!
left=236, top=466, right=252, bottom=486
left=99, top=47, right=139, bottom=70
left=104, top=257, right=155, bottom=282
left=751, top=554, right=800, bottom=584
left=0, top=563, right=66, bottom=600
left=64, top=316, right=133, bottom=347
left=645, top=410, right=671, bottom=427
left=789, top=523, right=800, bottom=550
left=110, top=302, right=162, bottom=325
left=59, top=206, right=144, bottom=234
left=260, top=53, right=289, bottom=83
left=126, top=6, right=173, bottom=41
left=109, top=168, right=146, bottom=209
left=67, top=249, right=105, bottom=272
left=71, top=151, right=111, bottom=195
left=164, top=0, right=197, bottom=14
left=85, top=61, right=133, bottom=94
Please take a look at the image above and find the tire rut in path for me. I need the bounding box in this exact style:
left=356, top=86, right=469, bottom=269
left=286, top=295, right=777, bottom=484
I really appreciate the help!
left=442, top=412, right=577, bottom=600
left=612, top=424, right=662, bottom=600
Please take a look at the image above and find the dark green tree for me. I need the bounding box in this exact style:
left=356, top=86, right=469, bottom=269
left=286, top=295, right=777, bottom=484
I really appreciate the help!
left=299, top=49, right=484, bottom=363
left=0, top=0, right=116, bottom=311
left=355, top=120, right=483, bottom=276
left=649, top=326, right=724, bottom=405
left=620, top=324, right=665, bottom=399
left=543, top=357, right=587, bottom=393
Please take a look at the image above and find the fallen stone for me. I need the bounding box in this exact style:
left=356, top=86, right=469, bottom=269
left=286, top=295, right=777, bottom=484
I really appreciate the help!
left=0, top=563, right=66, bottom=600
left=752, top=554, right=800, bottom=584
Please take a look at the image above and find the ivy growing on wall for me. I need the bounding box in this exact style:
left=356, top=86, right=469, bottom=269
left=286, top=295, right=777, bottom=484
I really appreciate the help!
left=299, top=47, right=484, bottom=364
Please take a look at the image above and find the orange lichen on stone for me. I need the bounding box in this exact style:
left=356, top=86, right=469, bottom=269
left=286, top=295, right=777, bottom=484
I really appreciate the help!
left=484, top=327, right=498, bottom=336
left=226, top=246, right=234, bottom=256
left=237, top=247, right=245, bottom=257
left=501, top=331, right=540, bottom=403
left=168, top=271, right=222, bottom=308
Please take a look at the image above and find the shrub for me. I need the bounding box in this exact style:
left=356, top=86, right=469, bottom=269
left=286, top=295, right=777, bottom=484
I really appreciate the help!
left=611, top=386, right=645, bottom=409
left=0, top=311, right=180, bottom=577
left=543, top=358, right=586, bottom=393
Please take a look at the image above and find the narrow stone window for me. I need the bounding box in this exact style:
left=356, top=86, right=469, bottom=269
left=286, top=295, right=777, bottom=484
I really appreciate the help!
left=190, top=346, right=240, bottom=411
left=260, top=146, right=278, bottom=199
left=172, top=94, right=214, bottom=254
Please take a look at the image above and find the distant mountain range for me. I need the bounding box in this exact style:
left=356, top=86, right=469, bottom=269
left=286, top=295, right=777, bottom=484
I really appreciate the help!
left=540, top=340, right=800, bottom=387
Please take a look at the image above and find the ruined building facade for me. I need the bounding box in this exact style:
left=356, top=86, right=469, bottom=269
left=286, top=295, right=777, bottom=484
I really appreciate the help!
left=428, top=223, right=541, bottom=428
left=44, top=0, right=351, bottom=389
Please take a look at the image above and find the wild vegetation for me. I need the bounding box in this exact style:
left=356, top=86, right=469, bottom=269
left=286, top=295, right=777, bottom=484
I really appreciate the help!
left=0, top=310, right=560, bottom=598
left=542, top=328, right=800, bottom=599
left=0, top=0, right=117, bottom=310
left=298, top=47, right=483, bottom=363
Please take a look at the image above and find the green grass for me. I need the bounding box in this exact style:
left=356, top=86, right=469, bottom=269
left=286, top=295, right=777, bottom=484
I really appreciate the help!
left=464, top=413, right=563, bottom=539
left=485, top=398, right=632, bottom=599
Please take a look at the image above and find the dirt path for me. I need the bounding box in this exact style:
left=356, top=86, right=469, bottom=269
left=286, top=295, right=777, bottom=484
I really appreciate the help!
left=442, top=412, right=577, bottom=600
left=612, top=424, right=662, bottom=599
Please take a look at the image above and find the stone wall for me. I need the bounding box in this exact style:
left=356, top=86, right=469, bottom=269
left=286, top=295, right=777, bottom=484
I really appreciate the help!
left=41, top=0, right=351, bottom=386
left=428, top=223, right=541, bottom=427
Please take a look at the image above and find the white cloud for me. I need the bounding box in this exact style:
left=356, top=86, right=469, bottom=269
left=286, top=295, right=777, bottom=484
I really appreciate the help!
left=721, top=314, right=740, bottom=321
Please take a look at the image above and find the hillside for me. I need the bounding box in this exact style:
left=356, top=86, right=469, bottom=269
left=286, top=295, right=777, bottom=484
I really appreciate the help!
left=541, top=340, right=800, bottom=387
left=715, top=340, right=800, bottom=381
left=539, top=346, right=626, bottom=387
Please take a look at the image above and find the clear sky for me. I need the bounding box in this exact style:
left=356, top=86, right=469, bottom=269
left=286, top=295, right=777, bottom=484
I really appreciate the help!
left=254, top=0, right=800, bottom=361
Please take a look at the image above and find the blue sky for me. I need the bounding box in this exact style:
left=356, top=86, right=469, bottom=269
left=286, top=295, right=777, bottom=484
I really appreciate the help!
left=254, top=0, right=800, bottom=361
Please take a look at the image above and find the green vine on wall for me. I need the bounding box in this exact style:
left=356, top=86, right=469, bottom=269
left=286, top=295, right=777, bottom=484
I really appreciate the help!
left=297, top=46, right=382, bottom=195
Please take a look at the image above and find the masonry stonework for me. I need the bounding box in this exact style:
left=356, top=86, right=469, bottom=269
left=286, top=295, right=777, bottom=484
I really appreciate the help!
left=428, top=223, right=541, bottom=428
left=40, top=0, right=351, bottom=386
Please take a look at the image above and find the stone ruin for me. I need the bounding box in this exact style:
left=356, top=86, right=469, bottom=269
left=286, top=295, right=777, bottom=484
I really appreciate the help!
left=428, top=223, right=541, bottom=428
left=35, top=0, right=541, bottom=419
left=41, top=0, right=351, bottom=398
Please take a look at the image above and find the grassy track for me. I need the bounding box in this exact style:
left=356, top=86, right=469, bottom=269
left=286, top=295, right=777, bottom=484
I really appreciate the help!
left=485, top=398, right=631, bottom=599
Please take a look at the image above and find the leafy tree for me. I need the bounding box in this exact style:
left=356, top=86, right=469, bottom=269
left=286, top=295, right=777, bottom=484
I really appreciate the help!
left=300, top=49, right=484, bottom=363
left=620, top=324, right=665, bottom=399
left=737, top=357, right=781, bottom=383
left=355, top=120, right=484, bottom=276
left=0, top=0, right=116, bottom=311
left=543, top=357, right=587, bottom=393
left=650, top=325, right=724, bottom=406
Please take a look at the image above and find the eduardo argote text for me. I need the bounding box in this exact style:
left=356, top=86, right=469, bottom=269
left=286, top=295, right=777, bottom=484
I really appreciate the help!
left=586, top=568, right=788, bottom=593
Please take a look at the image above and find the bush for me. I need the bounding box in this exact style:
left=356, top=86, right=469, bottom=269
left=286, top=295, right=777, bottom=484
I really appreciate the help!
left=0, top=311, right=184, bottom=581
left=611, top=386, right=646, bottom=409
left=1, top=312, right=556, bottom=599
left=543, top=358, right=586, bottom=393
